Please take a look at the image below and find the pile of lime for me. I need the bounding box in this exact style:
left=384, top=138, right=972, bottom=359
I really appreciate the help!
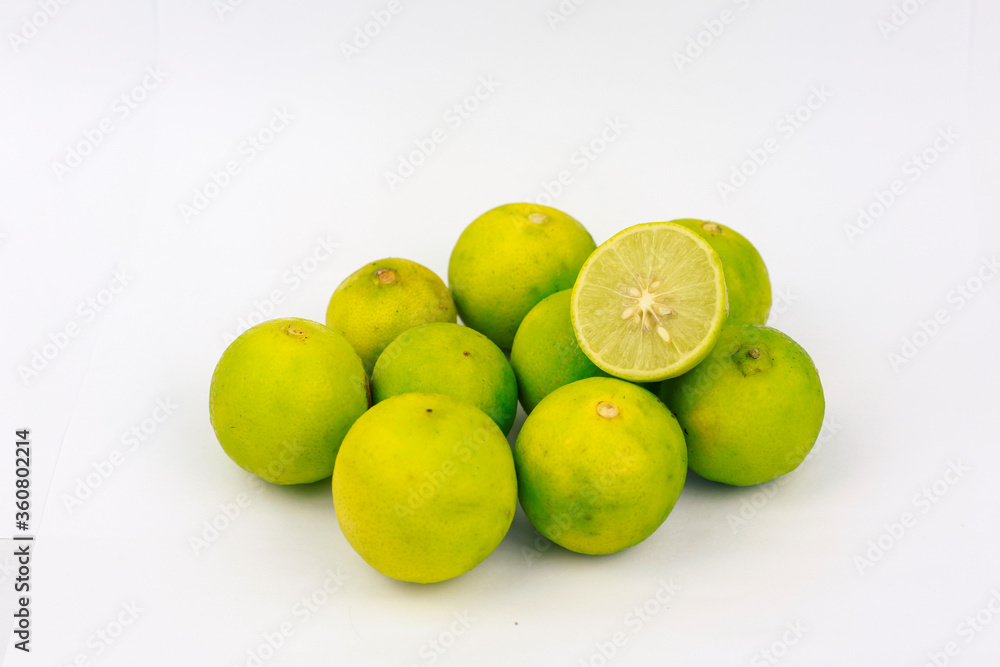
left=209, top=203, right=825, bottom=583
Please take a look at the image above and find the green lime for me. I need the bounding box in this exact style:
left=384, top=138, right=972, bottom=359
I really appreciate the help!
left=571, top=221, right=728, bottom=382
left=659, top=322, right=824, bottom=486
left=510, top=289, right=608, bottom=413
left=672, top=219, right=771, bottom=324
left=514, top=377, right=687, bottom=555
left=209, top=318, right=369, bottom=484
left=325, top=258, right=457, bottom=374
left=332, top=393, right=517, bottom=583
left=448, top=203, right=596, bottom=350
left=371, top=322, right=518, bottom=434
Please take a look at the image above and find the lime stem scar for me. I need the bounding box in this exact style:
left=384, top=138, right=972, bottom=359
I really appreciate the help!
left=597, top=402, right=619, bottom=419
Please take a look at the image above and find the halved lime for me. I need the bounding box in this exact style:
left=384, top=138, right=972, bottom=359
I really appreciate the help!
left=570, top=221, right=728, bottom=382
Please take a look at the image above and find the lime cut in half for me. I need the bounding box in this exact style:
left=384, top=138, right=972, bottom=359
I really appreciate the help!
left=570, top=221, right=729, bottom=382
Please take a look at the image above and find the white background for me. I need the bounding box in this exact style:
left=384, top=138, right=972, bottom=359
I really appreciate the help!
left=2, top=0, right=999, bottom=665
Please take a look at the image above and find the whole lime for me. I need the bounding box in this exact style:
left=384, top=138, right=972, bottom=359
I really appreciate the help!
left=333, top=393, right=517, bottom=584
left=514, top=377, right=687, bottom=555
left=325, top=258, right=457, bottom=374
left=448, top=203, right=596, bottom=350
left=372, top=322, right=518, bottom=435
left=659, top=322, right=824, bottom=486
left=672, top=219, right=771, bottom=324
left=209, top=318, right=369, bottom=484
left=510, top=290, right=608, bottom=413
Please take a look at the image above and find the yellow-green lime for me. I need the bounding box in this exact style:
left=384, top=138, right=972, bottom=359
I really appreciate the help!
left=333, top=393, right=517, bottom=583
left=325, top=258, right=456, bottom=374
left=209, top=318, right=369, bottom=485
left=510, top=289, right=608, bottom=413
left=571, top=221, right=728, bottom=382
left=448, top=203, right=596, bottom=350
left=372, top=322, right=518, bottom=434
left=514, top=377, right=687, bottom=555
left=659, top=322, right=824, bottom=486
left=672, top=219, right=771, bottom=324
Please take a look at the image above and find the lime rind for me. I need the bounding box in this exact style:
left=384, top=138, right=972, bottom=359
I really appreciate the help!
left=571, top=222, right=728, bottom=382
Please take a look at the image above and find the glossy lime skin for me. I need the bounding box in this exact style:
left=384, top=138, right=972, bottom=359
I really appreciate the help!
left=448, top=203, right=596, bottom=350
left=659, top=323, right=824, bottom=486
left=510, top=290, right=608, bottom=413
left=209, top=318, right=369, bottom=485
left=325, top=258, right=457, bottom=374
left=672, top=219, right=771, bottom=325
left=333, top=393, right=517, bottom=584
left=372, top=322, right=518, bottom=435
left=514, top=377, right=687, bottom=555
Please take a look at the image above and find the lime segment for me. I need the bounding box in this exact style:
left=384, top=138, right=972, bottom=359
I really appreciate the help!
left=570, top=222, right=728, bottom=381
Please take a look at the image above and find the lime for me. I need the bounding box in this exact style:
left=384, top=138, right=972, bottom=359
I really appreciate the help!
left=659, top=322, right=825, bottom=486
left=332, top=393, right=517, bottom=583
left=510, top=290, right=608, bottom=413
left=371, top=322, right=518, bottom=434
left=448, top=203, right=596, bottom=350
left=325, top=258, right=456, bottom=374
left=570, top=221, right=728, bottom=382
left=514, top=377, right=687, bottom=555
left=672, top=219, right=771, bottom=324
left=209, top=318, right=369, bottom=484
